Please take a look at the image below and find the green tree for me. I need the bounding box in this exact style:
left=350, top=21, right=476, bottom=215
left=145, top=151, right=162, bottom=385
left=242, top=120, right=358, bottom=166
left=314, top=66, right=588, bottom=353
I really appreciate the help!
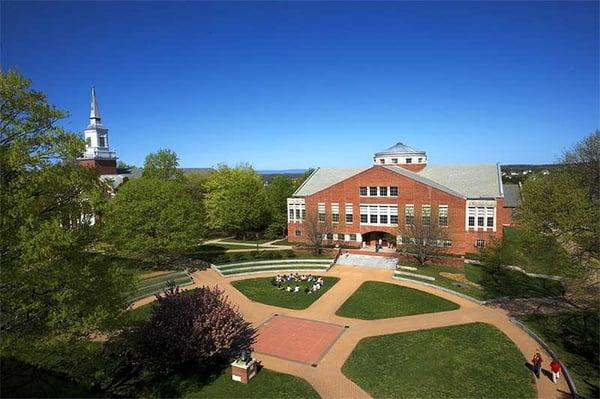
left=483, top=131, right=600, bottom=311
left=142, top=148, right=182, bottom=180
left=562, top=129, right=600, bottom=205
left=204, top=164, right=269, bottom=238
left=103, top=177, right=204, bottom=264
left=265, top=175, right=296, bottom=239
left=0, top=70, right=132, bottom=367
left=183, top=171, right=211, bottom=221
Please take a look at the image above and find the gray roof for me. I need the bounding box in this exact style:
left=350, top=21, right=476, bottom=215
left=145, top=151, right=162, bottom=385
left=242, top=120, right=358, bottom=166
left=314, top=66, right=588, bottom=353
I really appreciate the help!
left=416, top=164, right=502, bottom=199
left=294, top=167, right=369, bottom=197
left=502, top=183, right=521, bottom=207
left=374, top=142, right=426, bottom=157
left=293, top=164, right=502, bottom=199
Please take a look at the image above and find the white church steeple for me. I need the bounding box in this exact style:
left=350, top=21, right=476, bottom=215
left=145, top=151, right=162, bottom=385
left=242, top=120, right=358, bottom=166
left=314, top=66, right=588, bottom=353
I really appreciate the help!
left=88, top=86, right=102, bottom=127
left=78, top=86, right=117, bottom=174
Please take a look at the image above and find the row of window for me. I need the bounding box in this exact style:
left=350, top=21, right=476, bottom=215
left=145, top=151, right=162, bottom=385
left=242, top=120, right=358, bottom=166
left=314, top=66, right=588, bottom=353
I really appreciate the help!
left=293, top=230, right=487, bottom=249
left=293, top=203, right=495, bottom=230
left=293, top=230, right=358, bottom=242
left=377, top=157, right=423, bottom=165
left=468, top=207, right=495, bottom=228
left=359, top=186, right=398, bottom=197
left=315, top=203, right=451, bottom=227
left=359, top=204, right=399, bottom=225
left=288, top=203, right=306, bottom=221
left=399, top=237, right=453, bottom=247
left=404, top=204, right=448, bottom=226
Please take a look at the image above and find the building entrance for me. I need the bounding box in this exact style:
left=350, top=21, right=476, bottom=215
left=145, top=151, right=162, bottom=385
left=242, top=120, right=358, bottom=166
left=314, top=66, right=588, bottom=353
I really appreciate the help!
left=362, top=232, right=396, bottom=248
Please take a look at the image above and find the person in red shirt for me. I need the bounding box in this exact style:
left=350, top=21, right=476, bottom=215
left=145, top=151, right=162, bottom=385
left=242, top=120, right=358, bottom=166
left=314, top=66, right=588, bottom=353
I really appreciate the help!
left=550, top=359, right=562, bottom=384
left=532, top=351, right=543, bottom=379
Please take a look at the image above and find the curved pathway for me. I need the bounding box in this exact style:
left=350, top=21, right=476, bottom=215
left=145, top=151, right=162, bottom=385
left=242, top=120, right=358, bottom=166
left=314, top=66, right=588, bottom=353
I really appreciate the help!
left=131, top=265, right=572, bottom=399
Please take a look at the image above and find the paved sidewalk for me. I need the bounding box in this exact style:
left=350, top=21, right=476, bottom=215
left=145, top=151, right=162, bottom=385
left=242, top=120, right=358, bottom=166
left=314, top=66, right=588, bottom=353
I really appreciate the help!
left=131, top=266, right=571, bottom=399
left=201, top=237, right=293, bottom=252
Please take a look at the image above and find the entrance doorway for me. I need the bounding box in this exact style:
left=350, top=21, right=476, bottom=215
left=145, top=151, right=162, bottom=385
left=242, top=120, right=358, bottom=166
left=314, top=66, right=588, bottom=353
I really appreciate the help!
left=362, top=232, right=396, bottom=247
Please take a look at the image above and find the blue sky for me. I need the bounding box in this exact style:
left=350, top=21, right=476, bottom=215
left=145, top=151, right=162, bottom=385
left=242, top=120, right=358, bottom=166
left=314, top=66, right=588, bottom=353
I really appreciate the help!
left=2, top=1, right=598, bottom=169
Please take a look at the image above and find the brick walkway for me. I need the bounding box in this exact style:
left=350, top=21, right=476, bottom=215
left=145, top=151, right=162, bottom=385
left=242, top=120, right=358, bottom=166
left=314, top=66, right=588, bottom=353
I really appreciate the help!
left=132, top=265, right=572, bottom=399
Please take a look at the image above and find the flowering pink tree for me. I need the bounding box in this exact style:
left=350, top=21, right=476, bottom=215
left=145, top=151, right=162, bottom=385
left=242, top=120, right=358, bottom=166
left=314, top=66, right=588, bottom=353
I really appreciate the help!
left=140, top=283, right=257, bottom=371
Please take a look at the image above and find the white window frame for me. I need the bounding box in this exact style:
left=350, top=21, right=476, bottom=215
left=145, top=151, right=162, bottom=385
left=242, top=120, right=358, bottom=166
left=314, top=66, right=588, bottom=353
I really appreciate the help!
left=318, top=203, right=326, bottom=223
left=438, top=205, right=448, bottom=227
left=345, top=203, right=353, bottom=224
left=405, top=204, right=415, bottom=225
left=331, top=203, right=339, bottom=223
left=465, top=200, right=496, bottom=232
left=359, top=204, right=399, bottom=226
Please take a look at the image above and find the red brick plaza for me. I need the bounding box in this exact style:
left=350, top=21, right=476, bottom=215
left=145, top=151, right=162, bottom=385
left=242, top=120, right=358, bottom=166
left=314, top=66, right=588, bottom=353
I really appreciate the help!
left=253, top=315, right=345, bottom=365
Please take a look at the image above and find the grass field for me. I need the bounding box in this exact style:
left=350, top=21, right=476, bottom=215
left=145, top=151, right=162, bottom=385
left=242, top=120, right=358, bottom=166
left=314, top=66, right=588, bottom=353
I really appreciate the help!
left=335, top=281, right=459, bottom=319
left=219, top=238, right=272, bottom=245
left=231, top=276, right=339, bottom=309
left=519, top=313, right=599, bottom=399
left=148, top=367, right=319, bottom=398
left=127, top=302, right=153, bottom=323
left=342, top=323, right=535, bottom=399
left=2, top=357, right=318, bottom=399
left=269, top=239, right=290, bottom=246
left=397, top=264, right=487, bottom=300
left=197, top=243, right=262, bottom=251
left=397, top=263, right=564, bottom=301
left=1, top=358, right=96, bottom=398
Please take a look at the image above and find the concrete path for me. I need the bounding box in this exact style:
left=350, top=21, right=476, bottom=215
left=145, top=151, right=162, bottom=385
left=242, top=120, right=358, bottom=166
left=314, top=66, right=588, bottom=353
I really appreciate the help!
left=131, top=265, right=572, bottom=399
left=201, top=237, right=293, bottom=252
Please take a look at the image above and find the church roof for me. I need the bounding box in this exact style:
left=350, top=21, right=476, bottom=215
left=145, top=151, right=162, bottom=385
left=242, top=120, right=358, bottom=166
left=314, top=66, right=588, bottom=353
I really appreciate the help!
left=293, top=164, right=503, bottom=199
left=374, top=142, right=426, bottom=157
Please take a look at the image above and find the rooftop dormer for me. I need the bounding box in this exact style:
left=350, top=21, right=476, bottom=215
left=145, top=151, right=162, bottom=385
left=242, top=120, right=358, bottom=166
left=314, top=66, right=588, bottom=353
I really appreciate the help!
left=373, top=142, right=427, bottom=171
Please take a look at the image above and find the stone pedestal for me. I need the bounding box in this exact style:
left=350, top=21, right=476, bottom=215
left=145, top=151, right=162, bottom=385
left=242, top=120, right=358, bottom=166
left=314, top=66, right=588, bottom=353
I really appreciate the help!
left=231, top=358, right=257, bottom=384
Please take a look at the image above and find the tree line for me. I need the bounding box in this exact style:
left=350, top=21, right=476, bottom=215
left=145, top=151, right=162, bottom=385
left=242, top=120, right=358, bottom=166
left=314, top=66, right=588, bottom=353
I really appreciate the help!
left=103, top=148, right=310, bottom=265
left=0, top=70, right=300, bottom=395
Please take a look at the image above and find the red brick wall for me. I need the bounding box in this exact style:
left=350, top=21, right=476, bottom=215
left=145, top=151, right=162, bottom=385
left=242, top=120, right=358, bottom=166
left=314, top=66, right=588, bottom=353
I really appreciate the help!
left=289, top=166, right=505, bottom=255
left=78, top=159, right=117, bottom=175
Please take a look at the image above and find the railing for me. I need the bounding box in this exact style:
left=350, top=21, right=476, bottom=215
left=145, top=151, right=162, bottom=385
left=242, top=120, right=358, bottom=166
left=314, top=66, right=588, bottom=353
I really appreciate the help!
left=78, top=149, right=117, bottom=160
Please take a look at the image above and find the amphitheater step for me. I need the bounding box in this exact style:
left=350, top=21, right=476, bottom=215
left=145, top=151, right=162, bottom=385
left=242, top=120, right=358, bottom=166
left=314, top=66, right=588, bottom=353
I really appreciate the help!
left=394, top=271, right=436, bottom=281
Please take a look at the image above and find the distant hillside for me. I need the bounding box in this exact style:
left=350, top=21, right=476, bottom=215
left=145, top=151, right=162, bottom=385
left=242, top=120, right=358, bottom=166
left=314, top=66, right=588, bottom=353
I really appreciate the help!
left=257, top=169, right=307, bottom=175
left=500, top=163, right=561, bottom=184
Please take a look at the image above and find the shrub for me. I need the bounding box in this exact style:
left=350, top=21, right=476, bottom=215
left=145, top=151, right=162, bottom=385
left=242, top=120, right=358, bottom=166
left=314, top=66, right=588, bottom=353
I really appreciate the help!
left=285, top=250, right=296, bottom=258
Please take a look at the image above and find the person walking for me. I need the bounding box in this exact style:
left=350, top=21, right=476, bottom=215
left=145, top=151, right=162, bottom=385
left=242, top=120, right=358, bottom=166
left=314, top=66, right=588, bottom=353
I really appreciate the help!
left=550, top=359, right=561, bottom=384
left=532, top=352, right=543, bottom=379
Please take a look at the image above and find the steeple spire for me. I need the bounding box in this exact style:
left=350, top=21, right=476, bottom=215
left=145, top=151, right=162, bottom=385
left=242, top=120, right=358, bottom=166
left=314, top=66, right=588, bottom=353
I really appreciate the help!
left=89, top=86, right=101, bottom=126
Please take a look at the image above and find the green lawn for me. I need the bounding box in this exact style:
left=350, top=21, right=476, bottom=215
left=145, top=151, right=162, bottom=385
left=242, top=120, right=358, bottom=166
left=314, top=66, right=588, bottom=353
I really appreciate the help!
left=519, top=313, right=599, bottom=399
left=220, top=238, right=272, bottom=245
left=398, top=264, right=487, bottom=300
left=270, top=239, right=290, bottom=246
left=399, top=263, right=565, bottom=301
left=342, top=323, right=535, bottom=399
left=148, top=367, right=319, bottom=398
left=231, top=276, right=339, bottom=310
left=197, top=243, right=262, bottom=251
left=126, top=302, right=153, bottom=323
left=335, top=281, right=459, bottom=320
left=1, top=358, right=97, bottom=398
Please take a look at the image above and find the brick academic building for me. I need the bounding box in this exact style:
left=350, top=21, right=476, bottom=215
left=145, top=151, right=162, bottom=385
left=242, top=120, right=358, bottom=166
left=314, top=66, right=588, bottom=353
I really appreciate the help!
left=287, top=142, right=517, bottom=255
